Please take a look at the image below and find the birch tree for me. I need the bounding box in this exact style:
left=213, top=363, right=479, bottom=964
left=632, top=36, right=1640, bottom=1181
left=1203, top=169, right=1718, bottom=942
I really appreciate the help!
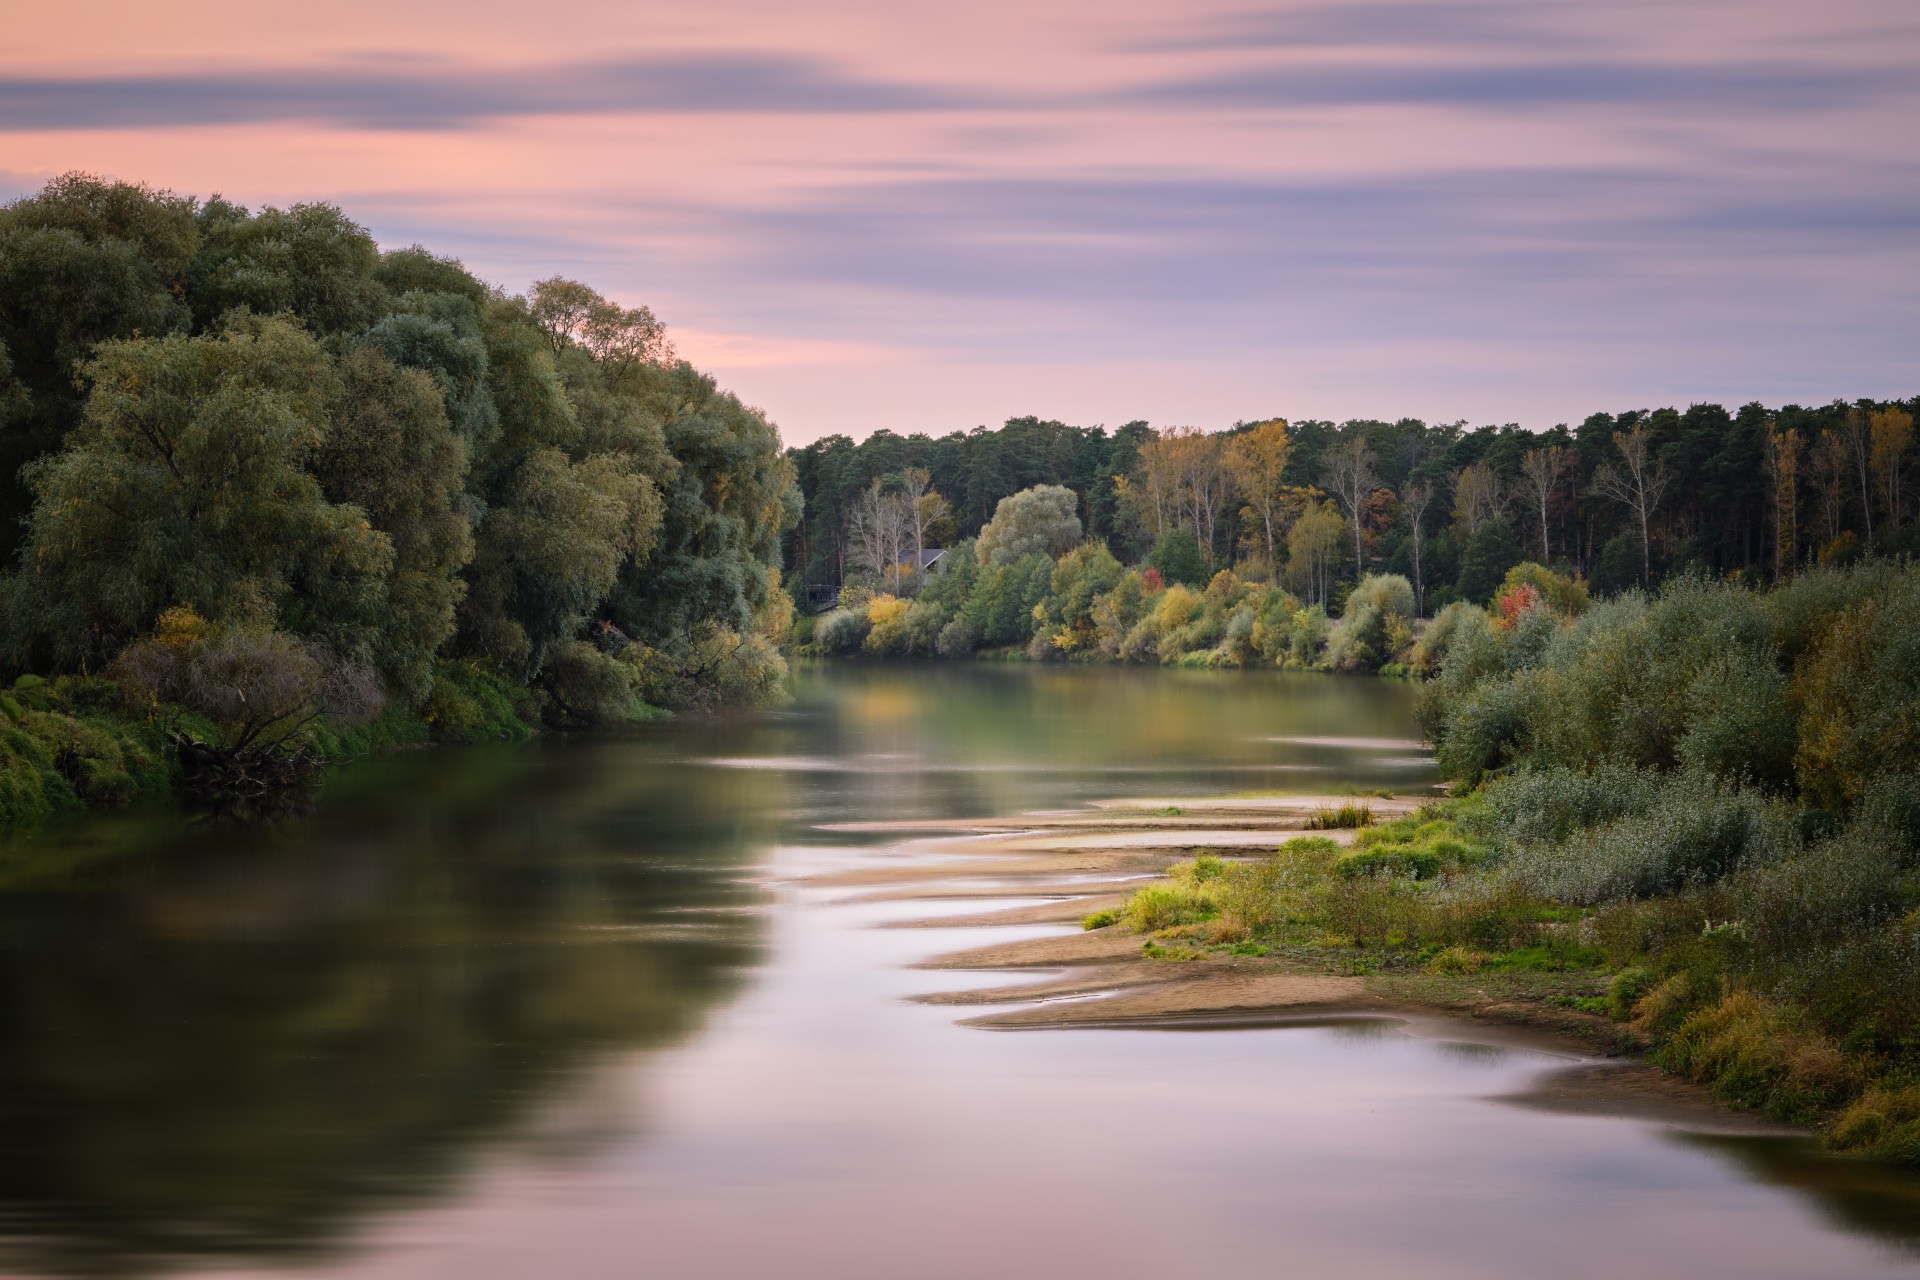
left=1323, top=436, right=1377, bottom=578
left=1591, top=422, right=1672, bottom=589
left=1517, top=445, right=1568, bottom=562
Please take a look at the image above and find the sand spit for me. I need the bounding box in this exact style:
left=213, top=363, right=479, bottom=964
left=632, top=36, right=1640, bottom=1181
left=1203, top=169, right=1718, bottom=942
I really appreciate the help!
left=877, top=895, right=1131, bottom=928
left=829, top=787, right=1802, bottom=1137
left=961, top=972, right=1371, bottom=1028
left=913, top=928, right=1147, bottom=969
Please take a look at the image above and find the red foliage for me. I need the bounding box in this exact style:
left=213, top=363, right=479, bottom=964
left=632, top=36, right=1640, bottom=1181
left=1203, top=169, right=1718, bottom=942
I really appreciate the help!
left=1141, top=567, right=1165, bottom=592
left=1493, top=582, right=1541, bottom=630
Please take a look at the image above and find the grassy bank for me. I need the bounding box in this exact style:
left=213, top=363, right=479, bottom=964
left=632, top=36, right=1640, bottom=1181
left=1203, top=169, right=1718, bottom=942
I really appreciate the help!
left=0, top=660, right=543, bottom=836
left=1104, top=558, right=1920, bottom=1165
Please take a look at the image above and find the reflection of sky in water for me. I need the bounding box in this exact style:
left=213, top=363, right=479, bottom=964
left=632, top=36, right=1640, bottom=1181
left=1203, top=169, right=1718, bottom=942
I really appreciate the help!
left=3, top=663, right=1917, bottom=1279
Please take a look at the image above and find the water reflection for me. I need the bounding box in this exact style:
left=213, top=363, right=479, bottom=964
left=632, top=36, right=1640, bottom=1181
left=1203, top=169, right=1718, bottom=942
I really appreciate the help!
left=1678, top=1133, right=1920, bottom=1261
left=0, top=742, right=772, bottom=1278
left=0, top=664, right=1916, bottom=1279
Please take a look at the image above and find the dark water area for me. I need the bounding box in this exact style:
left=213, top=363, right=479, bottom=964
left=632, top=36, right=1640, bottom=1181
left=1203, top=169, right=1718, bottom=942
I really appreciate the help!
left=0, top=663, right=1915, bottom=1278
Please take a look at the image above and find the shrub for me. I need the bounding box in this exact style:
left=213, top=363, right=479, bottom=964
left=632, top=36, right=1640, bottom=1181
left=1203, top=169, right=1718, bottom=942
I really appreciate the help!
left=1335, top=844, right=1441, bottom=880
left=1122, top=882, right=1217, bottom=932
left=935, top=615, right=978, bottom=656
left=863, top=594, right=911, bottom=655
left=423, top=659, right=535, bottom=743
left=1608, top=968, right=1657, bottom=1020
left=540, top=640, right=647, bottom=726
left=1656, top=990, right=1852, bottom=1123
left=1497, top=769, right=1796, bottom=905
left=814, top=607, right=869, bottom=655
left=1830, top=1084, right=1920, bottom=1162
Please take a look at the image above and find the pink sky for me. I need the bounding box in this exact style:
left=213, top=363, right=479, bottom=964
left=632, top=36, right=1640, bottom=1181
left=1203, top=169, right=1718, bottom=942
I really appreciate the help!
left=4, top=0, right=1916, bottom=443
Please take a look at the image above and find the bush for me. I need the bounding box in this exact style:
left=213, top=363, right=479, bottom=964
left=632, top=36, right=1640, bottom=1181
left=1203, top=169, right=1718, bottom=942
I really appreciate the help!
left=423, top=659, right=535, bottom=743
left=540, top=640, right=647, bottom=726
left=935, top=615, right=978, bottom=657
left=863, top=594, right=911, bottom=655
left=1335, top=844, right=1442, bottom=880
left=814, top=607, right=869, bottom=655
left=1496, top=769, right=1796, bottom=905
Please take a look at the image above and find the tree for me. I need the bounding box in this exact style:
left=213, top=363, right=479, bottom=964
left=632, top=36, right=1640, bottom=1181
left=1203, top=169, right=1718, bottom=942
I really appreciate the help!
left=1165, top=426, right=1229, bottom=570
left=1149, top=530, right=1207, bottom=588
left=1286, top=500, right=1346, bottom=606
left=1590, top=422, right=1672, bottom=589
left=1127, top=431, right=1180, bottom=539
left=315, top=347, right=474, bottom=702
left=848, top=478, right=911, bottom=591
left=0, top=173, right=199, bottom=559
left=1808, top=429, right=1851, bottom=548
left=1843, top=408, right=1875, bottom=540
left=1517, top=445, right=1569, bottom=562
left=900, top=466, right=949, bottom=571
left=1323, top=436, right=1377, bottom=577
left=1766, top=425, right=1804, bottom=581
left=463, top=447, right=658, bottom=677
left=527, top=277, right=674, bottom=370
left=975, top=485, right=1081, bottom=567
left=1457, top=516, right=1522, bottom=604
left=604, top=363, right=797, bottom=651
left=188, top=201, right=390, bottom=336
left=1224, top=419, right=1291, bottom=574
left=1870, top=406, right=1913, bottom=528
left=1450, top=461, right=1505, bottom=537
left=3, top=316, right=392, bottom=670
left=1402, top=479, right=1438, bottom=617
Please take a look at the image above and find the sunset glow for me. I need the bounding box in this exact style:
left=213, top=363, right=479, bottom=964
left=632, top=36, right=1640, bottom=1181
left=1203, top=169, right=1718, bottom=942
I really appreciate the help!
left=5, top=0, right=1915, bottom=441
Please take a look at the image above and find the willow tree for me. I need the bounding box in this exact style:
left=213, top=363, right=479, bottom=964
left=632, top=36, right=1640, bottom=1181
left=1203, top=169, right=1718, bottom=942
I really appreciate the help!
left=3, top=316, right=391, bottom=668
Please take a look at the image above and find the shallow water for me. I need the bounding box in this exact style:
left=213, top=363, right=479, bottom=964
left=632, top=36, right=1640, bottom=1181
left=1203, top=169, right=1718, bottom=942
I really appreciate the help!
left=1, top=662, right=1916, bottom=1278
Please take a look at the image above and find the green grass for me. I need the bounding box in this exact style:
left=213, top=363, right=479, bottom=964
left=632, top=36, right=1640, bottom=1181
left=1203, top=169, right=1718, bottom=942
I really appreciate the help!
left=1305, top=803, right=1374, bottom=830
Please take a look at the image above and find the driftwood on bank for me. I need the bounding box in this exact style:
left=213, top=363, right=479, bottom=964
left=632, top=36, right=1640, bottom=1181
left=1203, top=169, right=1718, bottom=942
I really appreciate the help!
left=171, top=734, right=326, bottom=821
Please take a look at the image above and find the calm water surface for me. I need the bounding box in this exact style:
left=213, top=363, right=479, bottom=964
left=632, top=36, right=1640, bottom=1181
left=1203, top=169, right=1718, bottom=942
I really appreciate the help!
left=1, top=663, right=1917, bottom=1278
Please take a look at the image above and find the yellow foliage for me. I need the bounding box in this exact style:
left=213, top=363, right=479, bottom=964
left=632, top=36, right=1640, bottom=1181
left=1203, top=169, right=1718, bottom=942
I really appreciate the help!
left=152, top=606, right=208, bottom=653
left=1150, top=584, right=1201, bottom=631
left=865, top=594, right=909, bottom=629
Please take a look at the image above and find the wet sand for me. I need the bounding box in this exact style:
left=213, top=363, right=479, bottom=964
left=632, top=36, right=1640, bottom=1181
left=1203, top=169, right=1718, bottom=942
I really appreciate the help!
left=804, top=791, right=1778, bottom=1135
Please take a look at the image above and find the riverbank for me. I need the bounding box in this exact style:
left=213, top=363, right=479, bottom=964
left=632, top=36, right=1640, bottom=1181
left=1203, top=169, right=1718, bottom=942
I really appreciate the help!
left=818, top=790, right=1914, bottom=1161
left=0, top=662, right=541, bottom=836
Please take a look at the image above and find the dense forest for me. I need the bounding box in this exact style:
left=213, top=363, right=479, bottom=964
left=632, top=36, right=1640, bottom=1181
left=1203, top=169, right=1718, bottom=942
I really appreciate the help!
left=0, top=173, right=798, bottom=827
left=788, top=400, right=1919, bottom=609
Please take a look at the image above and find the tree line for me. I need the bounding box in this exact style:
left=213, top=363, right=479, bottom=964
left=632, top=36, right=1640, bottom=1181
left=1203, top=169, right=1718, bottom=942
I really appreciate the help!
left=0, top=173, right=798, bottom=824
left=787, top=399, right=1919, bottom=611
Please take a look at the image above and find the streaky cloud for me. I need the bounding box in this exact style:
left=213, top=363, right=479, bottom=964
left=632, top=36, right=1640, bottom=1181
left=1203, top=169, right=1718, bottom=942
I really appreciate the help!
left=1127, top=58, right=1905, bottom=113
left=0, top=53, right=990, bottom=131
left=1130, top=0, right=1578, bottom=54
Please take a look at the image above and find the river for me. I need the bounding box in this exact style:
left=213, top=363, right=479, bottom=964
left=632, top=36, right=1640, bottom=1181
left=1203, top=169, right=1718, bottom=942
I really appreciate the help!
left=0, top=662, right=1915, bottom=1278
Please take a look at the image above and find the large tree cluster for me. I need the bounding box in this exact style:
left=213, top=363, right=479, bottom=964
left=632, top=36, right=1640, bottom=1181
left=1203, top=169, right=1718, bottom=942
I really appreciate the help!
left=0, top=173, right=800, bottom=732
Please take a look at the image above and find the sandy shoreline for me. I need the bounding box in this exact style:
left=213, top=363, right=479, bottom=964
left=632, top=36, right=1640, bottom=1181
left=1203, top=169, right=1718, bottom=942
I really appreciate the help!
left=801, top=791, right=1788, bottom=1135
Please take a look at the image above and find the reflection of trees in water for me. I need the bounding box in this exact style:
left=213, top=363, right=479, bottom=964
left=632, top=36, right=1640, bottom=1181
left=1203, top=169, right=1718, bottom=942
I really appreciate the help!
left=0, top=739, right=775, bottom=1278
left=1674, top=1131, right=1920, bottom=1260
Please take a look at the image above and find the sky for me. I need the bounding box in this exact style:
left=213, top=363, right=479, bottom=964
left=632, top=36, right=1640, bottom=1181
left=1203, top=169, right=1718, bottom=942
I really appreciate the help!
left=3, top=0, right=1917, bottom=445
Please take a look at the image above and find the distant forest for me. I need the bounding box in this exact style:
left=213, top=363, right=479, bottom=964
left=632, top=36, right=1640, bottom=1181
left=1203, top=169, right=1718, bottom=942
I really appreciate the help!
left=788, top=401, right=1919, bottom=609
